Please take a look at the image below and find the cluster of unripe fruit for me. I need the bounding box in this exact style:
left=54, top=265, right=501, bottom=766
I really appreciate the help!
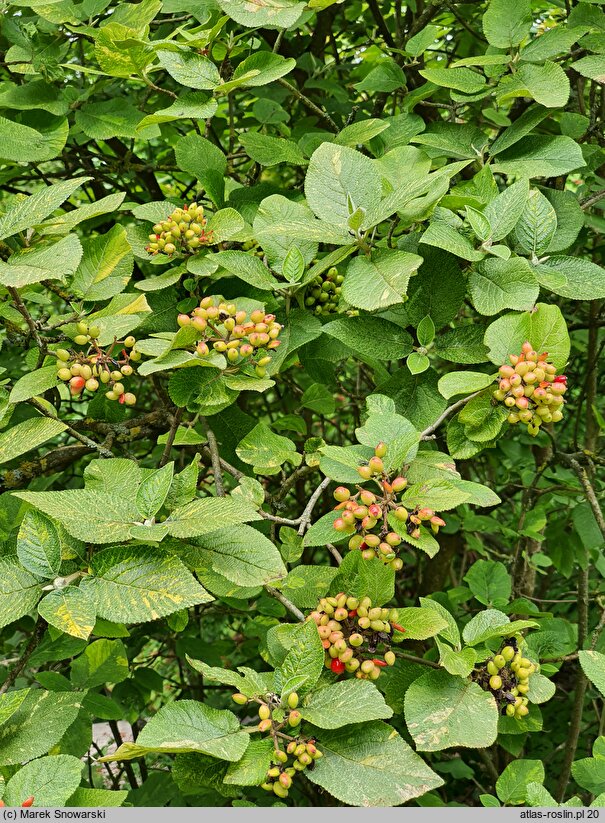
left=475, top=641, right=537, bottom=720
left=307, top=593, right=401, bottom=679
left=331, top=442, right=446, bottom=570
left=177, top=297, right=282, bottom=378
left=145, top=202, right=213, bottom=256
left=494, top=342, right=568, bottom=437
left=304, top=266, right=344, bottom=316
left=55, top=324, right=139, bottom=405
left=231, top=691, right=322, bottom=798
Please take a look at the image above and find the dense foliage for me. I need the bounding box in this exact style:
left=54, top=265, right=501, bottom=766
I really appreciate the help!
left=0, top=0, right=605, bottom=808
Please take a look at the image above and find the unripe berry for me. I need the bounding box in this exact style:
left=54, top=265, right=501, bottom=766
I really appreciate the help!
left=232, top=693, right=248, bottom=705
left=259, top=705, right=271, bottom=721
left=502, top=646, right=515, bottom=661
left=56, top=349, right=70, bottom=361
left=74, top=334, right=89, bottom=345
left=177, top=314, right=191, bottom=327
left=391, top=476, right=407, bottom=492
left=489, top=675, right=502, bottom=690
left=516, top=704, right=529, bottom=717
left=57, top=367, right=72, bottom=381
left=368, top=456, right=384, bottom=474
left=374, top=441, right=387, bottom=458
left=486, top=661, right=498, bottom=676
left=288, top=710, right=302, bottom=727
left=85, top=378, right=99, bottom=392
left=287, top=692, right=299, bottom=709
left=384, top=650, right=396, bottom=666
left=493, top=654, right=506, bottom=669
left=333, top=486, right=350, bottom=503
left=76, top=322, right=89, bottom=335
left=88, top=326, right=100, bottom=338
left=258, top=718, right=272, bottom=733
left=358, top=465, right=373, bottom=480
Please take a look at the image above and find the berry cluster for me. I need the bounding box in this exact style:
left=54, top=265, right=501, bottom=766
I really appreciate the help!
left=493, top=342, right=568, bottom=437
left=177, top=297, right=282, bottom=378
left=304, top=266, right=343, bottom=316
left=146, top=202, right=213, bottom=256
left=332, top=443, right=446, bottom=570
left=474, top=641, right=537, bottom=720
left=55, top=325, right=139, bottom=405
left=231, top=691, right=322, bottom=799
left=307, top=593, right=401, bottom=680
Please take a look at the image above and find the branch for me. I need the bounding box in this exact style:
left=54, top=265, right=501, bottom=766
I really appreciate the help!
left=0, top=618, right=47, bottom=695
left=558, top=454, right=605, bottom=539
left=159, top=408, right=182, bottom=468
left=581, top=189, right=605, bottom=209
left=201, top=417, right=224, bottom=497
left=277, top=79, right=339, bottom=132
left=419, top=391, right=483, bottom=439
left=264, top=586, right=305, bottom=621
left=28, top=398, right=114, bottom=459
left=367, top=0, right=395, bottom=47
left=298, top=476, right=331, bottom=536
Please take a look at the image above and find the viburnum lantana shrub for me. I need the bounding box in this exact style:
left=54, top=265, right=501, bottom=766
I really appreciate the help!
left=0, top=0, right=604, bottom=809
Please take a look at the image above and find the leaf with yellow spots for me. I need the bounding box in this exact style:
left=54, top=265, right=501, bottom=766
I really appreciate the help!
left=38, top=586, right=96, bottom=640
left=80, top=545, right=213, bottom=624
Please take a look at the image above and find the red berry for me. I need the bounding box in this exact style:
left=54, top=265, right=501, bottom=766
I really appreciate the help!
left=69, top=376, right=86, bottom=395
left=331, top=659, right=345, bottom=674
left=554, top=375, right=567, bottom=383
left=348, top=610, right=358, bottom=617
left=22, top=798, right=35, bottom=808
left=390, top=622, right=406, bottom=633
left=372, top=659, right=387, bottom=667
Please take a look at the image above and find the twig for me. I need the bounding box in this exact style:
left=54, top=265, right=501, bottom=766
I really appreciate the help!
left=201, top=417, right=224, bottom=496
left=559, top=454, right=605, bottom=539
left=159, top=408, right=182, bottom=468
left=0, top=618, right=47, bottom=695
left=264, top=586, right=305, bottom=621
left=277, top=79, right=339, bottom=132
left=394, top=651, right=441, bottom=669
left=581, top=189, right=605, bottom=209
left=28, top=398, right=114, bottom=459
left=420, top=391, right=483, bottom=439
left=327, top=543, right=343, bottom=564
left=298, top=476, right=331, bottom=536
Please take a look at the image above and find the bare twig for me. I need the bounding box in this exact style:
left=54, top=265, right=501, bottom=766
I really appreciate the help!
left=298, top=476, right=331, bottom=536
left=0, top=618, right=47, bottom=695
left=420, top=391, right=483, bottom=439
left=159, top=408, right=183, bottom=468
left=264, top=586, right=305, bottom=621
left=28, top=398, right=114, bottom=459
left=277, top=79, right=339, bottom=132
left=201, top=417, right=224, bottom=496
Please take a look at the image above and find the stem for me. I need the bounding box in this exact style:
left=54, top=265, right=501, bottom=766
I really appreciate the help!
left=298, top=477, right=331, bottom=536
left=420, top=391, right=483, bottom=439
left=277, top=79, right=339, bottom=132
left=0, top=618, right=47, bottom=695
left=28, top=397, right=114, bottom=459
left=201, top=417, right=224, bottom=496
left=159, top=408, right=182, bottom=468
left=264, top=586, right=305, bottom=621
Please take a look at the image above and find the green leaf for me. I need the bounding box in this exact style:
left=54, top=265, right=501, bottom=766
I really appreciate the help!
left=407, top=352, right=430, bottom=375
left=342, top=250, right=423, bottom=311
left=334, top=119, right=390, bottom=147
left=136, top=462, right=174, bottom=519
left=83, top=545, right=212, bottom=623
left=240, top=133, right=306, bottom=166
left=464, top=560, right=511, bottom=607
left=322, top=316, right=413, bottom=360
left=70, top=225, right=133, bottom=301
left=187, top=659, right=272, bottom=699
left=0, top=178, right=90, bottom=241
left=520, top=25, right=588, bottom=63
left=419, top=67, right=486, bottom=94
left=392, top=607, right=448, bottom=640
left=420, top=220, right=484, bottom=262
left=156, top=48, right=220, bottom=89
left=301, top=680, right=392, bottom=729
left=166, top=496, right=261, bottom=539
left=136, top=92, right=217, bottom=130
left=183, top=524, right=286, bottom=587
left=14, top=488, right=140, bottom=543
left=101, top=701, right=249, bottom=762
left=236, top=423, right=301, bottom=472
left=70, top=638, right=129, bottom=687
left=304, top=142, right=382, bottom=228
left=492, top=136, right=585, bottom=178
left=515, top=61, right=570, bottom=108
left=4, top=755, right=83, bottom=807
left=306, top=720, right=443, bottom=806
left=274, top=619, right=324, bottom=697
left=572, top=55, right=605, bottom=83
left=223, top=740, right=274, bottom=787
left=0, top=115, right=68, bottom=163
left=579, top=650, right=605, bottom=698
left=215, top=0, right=305, bottom=28
left=0, top=689, right=82, bottom=766
left=514, top=189, right=558, bottom=256
left=213, top=250, right=279, bottom=290
left=9, top=365, right=61, bottom=403
left=17, top=509, right=61, bottom=578
left=469, top=257, right=539, bottom=316
left=462, top=608, right=538, bottom=645
left=0, top=235, right=83, bottom=288
left=438, top=370, right=495, bottom=399
left=484, top=302, right=570, bottom=371
left=206, top=208, right=245, bottom=243
left=231, top=51, right=296, bottom=87
left=331, top=552, right=395, bottom=605
left=482, top=0, right=531, bottom=48
left=533, top=256, right=605, bottom=300
left=38, top=586, right=96, bottom=640
left=0, top=555, right=43, bottom=629
left=434, top=326, right=489, bottom=364
left=484, top=179, right=529, bottom=241
left=496, top=760, right=545, bottom=805
left=67, top=788, right=128, bottom=807
left=405, top=669, right=498, bottom=751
